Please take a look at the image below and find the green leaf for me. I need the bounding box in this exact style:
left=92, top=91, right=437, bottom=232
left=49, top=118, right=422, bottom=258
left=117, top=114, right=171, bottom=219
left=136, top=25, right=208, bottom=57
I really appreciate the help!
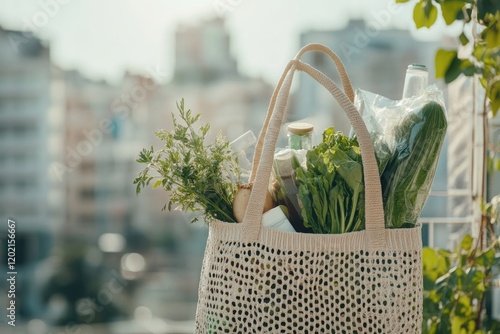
left=460, top=59, right=476, bottom=77
left=451, top=315, right=465, bottom=333
left=495, top=156, right=500, bottom=171
left=423, top=248, right=450, bottom=282
left=437, top=316, right=452, bottom=333
left=464, top=269, right=485, bottom=294
left=456, top=294, right=473, bottom=317
left=435, top=49, right=475, bottom=83
left=435, top=49, right=458, bottom=79
left=438, top=249, right=453, bottom=257
left=459, top=32, right=470, bottom=46
left=423, top=248, right=439, bottom=268
left=396, top=0, right=410, bottom=2
left=488, top=79, right=500, bottom=117
left=445, top=57, right=465, bottom=83
left=484, top=24, right=500, bottom=49
left=440, top=1, right=466, bottom=25
left=446, top=270, right=460, bottom=291
left=424, top=275, right=436, bottom=290
left=477, top=247, right=495, bottom=268
left=414, top=0, right=438, bottom=28
left=479, top=77, right=488, bottom=89
left=152, top=179, right=162, bottom=189
left=460, top=234, right=473, bottom=251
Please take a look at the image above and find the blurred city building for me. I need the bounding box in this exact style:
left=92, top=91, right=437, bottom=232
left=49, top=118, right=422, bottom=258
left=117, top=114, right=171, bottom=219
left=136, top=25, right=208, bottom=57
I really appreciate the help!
left=0, top=27, right=65, bottom=319
left=173, top=17, right=238, bottom=84
left=61, top=71, right=149, bottom=241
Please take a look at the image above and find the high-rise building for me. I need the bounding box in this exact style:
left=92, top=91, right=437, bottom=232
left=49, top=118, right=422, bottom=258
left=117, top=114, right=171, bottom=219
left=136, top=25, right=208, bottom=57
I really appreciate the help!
left=0, top=27, right=64, bottom=318
left=173, top=17, right=238, bottom=84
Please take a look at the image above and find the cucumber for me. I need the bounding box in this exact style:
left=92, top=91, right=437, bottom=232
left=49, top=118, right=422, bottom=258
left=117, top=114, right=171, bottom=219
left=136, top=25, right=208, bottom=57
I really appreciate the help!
left=381, top=100, right=447, bottom=228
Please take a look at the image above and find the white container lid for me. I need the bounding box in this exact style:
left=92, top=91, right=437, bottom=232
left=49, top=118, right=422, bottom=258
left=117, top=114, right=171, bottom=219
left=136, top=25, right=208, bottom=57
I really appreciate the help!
left=287, top=122, right=314, bottom=135
left=407, top=63, right=427, bottom=72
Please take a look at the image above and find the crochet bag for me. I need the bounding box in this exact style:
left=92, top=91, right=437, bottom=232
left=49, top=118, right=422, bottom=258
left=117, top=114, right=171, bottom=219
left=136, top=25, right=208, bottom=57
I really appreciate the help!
left=195, top=43, right=423, bottom=333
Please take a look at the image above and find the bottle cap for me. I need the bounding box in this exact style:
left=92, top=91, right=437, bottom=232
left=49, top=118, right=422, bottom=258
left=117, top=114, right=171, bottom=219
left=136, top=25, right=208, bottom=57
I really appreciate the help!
left=230, top=130, right=256, bottom=153
left=408, top=64, right=427, bottom=71
left=287, top=122, right=314, bottom=135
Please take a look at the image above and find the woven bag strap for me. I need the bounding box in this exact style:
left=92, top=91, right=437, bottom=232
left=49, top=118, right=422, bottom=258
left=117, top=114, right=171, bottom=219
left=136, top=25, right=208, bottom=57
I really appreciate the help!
left=242, top=49, right=386, bottom=249
left=249, top=43, right=354, bottom=183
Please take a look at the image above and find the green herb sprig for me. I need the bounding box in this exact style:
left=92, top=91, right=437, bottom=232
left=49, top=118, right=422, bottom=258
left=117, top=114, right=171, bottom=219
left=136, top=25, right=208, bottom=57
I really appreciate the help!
left=133, top=99, right=240, bottom=223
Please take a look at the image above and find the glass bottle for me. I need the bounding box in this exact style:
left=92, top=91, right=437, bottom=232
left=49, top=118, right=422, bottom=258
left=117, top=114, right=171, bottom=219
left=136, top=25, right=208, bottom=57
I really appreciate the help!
left=402, top=64, right=428, bottom=99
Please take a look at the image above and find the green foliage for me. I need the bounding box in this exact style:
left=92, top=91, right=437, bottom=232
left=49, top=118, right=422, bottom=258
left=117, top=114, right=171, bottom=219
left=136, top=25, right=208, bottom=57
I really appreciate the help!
left=422, top=235, right=500, bottom=333
left=422, top=196, right=500, bottom=333
left=400, top=0, right=500, bottom=115
left=294, top=127, right=365, bottom=234
left=133, top=99, right=240, bottom=223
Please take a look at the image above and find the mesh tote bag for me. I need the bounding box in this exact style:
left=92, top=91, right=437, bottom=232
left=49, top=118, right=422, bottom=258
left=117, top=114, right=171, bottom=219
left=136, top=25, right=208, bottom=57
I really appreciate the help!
left=195, top=43, right=423, bottom=334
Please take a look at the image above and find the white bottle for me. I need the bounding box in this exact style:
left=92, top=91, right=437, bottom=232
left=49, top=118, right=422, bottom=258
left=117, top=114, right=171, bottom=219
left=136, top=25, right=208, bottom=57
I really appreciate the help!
left=402, top=64, right=428, bottom=99
left=262, top=206, right=296, bottom=232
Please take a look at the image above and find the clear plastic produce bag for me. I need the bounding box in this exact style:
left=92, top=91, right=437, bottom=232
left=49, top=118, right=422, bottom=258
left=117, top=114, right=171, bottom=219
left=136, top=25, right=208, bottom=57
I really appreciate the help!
left=353, top=85, right=448, bottom=228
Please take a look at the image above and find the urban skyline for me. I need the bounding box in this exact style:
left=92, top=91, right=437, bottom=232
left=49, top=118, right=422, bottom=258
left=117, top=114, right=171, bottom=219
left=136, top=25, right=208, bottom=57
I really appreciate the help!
left=0, top=0, right=459, bottom=84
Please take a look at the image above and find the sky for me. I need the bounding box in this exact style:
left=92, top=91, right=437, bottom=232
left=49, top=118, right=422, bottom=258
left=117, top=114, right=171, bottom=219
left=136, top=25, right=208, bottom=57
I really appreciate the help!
left=0, top=0, right=457, bottom=84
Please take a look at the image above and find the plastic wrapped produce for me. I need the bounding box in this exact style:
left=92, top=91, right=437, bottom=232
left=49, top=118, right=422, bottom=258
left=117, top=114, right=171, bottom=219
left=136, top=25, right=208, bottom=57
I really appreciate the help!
left=354, top=85, right=447, bottom=228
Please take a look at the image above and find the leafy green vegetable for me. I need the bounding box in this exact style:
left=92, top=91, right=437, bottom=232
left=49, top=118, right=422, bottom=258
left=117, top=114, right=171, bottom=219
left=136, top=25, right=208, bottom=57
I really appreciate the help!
left=294, top=127, right=365, bottom=234
left=133, top=99, right=240, bottom=223
left=381, top=101, right=447, bottom=228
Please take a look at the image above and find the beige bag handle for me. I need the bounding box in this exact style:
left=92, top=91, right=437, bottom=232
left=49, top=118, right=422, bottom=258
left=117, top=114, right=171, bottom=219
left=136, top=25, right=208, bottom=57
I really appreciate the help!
left=242, top=45, right=386, bottom=248
left=249, top=43, right=354, bottom=183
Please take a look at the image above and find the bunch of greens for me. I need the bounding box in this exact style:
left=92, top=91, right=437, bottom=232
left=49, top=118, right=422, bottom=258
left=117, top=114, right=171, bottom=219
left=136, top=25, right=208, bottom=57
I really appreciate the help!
left=134, top=99, right=240, bottom=223
left=294, top=127, right=365, bottom=234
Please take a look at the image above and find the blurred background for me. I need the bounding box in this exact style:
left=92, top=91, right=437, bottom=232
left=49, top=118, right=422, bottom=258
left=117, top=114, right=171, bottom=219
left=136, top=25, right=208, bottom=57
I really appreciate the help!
left=0, top=0, right=497, bottom=333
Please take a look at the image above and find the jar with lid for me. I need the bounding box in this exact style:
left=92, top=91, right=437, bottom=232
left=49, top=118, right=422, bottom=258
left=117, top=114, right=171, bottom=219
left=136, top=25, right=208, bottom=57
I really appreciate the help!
left=287, top=122, right=314, bottom=150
